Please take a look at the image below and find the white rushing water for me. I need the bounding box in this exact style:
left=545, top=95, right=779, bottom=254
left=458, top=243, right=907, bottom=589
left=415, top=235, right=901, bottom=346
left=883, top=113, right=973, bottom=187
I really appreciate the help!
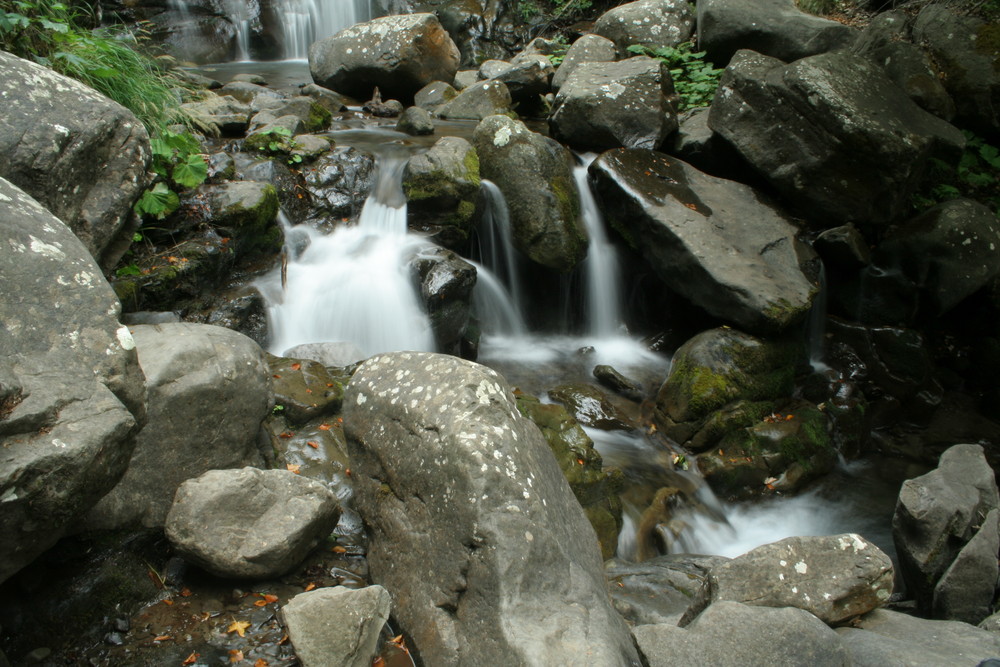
left=271, top=0, right=370, bottom=60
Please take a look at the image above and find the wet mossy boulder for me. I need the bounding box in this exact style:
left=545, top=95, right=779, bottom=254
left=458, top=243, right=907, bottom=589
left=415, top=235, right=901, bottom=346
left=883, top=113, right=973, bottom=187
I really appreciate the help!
left=251, top=96, right=333, bottom=133
left=403, top=136, right=480, bottom=247
left=266, top=354, right=346, bottom=426
left=548, top=383, right=633, bottom=431
left=696, top=399, right=837, bottom=499
left=516, top=393, right=624, bottom=560
left=473, top=115, right=588, bottom=273
left=201, top=181, right=281, bottom=257
left=656, top=327, right=800, bottom=426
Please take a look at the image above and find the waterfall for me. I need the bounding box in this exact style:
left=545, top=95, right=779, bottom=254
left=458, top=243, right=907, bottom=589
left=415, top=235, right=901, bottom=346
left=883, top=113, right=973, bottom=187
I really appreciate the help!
left=574, top=154, right=625, bottom=338
left=258, top=149, right=437, bottom=358
left=472, top=181, right=527, bottom=320
left=272, top=0, right=371, bottom=60
left=807, top=260, right=829, bottom=372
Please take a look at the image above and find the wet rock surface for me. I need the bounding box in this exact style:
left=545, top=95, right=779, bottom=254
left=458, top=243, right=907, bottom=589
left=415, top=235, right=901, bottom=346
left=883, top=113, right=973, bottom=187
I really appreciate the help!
left=282, top=585, right=390, bottom=667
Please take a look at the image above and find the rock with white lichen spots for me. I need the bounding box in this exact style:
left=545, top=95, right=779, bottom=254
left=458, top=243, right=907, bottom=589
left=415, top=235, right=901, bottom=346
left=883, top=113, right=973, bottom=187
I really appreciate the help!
left=308, top=14, right=461, bottom=102
left=593, top=0, right=694, bottom=55
left=683, top=533, right=894, bottom=626
left=0, top=176, right=146, bottom=585
left=344, top=351, right=641, bottom=666
left=0, top=51, right=151, bottom=271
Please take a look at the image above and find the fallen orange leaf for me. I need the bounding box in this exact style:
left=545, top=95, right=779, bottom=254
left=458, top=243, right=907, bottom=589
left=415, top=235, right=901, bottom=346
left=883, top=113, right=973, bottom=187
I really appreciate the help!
left=279, top=431, right=294, bottom=439
left=332, top=545, right=347, bottom=554
left=318, top=423, right=331, bottom=431
left=290, top=362, right=301, bottom=371
left=182, top=652, right=199, bottom=665
left=167, top=256, right=179, bottom=264
left=154, top=635, right=171, bottom=641
left=254, top=599, right=268, bottom=607
left=262, top=593, right=278, bottom=603
left=229, top=649, right=244, bottom=663
left=180, top=587, right=192, bottom=597
left=163, top=599, right=174, bottom=606
left=278, top=634, right=289, bottom=645
left=304, top=582, right=316, bottom=592
left=272, top=374, right=281, bottom=379
left=785, top=414, right=795, bottom=421
left=286, top=463, right=301, bottom=474
left=390, top=634, right=407, bottom=650
left=307, top=441, right=319, bottom=449
left=228, top=620, right=251, bottom=637
left=336, top=417, right=343, bottom=424
left=254, top=660, right=268, bottom=667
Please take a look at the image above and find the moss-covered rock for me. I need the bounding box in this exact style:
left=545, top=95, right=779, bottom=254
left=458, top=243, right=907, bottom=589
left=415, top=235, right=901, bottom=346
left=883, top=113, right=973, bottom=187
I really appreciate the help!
left=657, top=328, right=799, bottom=425
left=697, top=399, right=836, bottom=500
left=403, top=136, right=481, bottom=248
left=516, top=393, right=623, bottom=559
left=202, top=181, right=281, bottom=257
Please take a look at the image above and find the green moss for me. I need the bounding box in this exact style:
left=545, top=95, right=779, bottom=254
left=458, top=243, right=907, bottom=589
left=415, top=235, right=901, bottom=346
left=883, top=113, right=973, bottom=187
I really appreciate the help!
left=463, top=148, right=482, bottom=186
left=306, top=101, right=333, bottom=132
left=976, top=24, right=1000, bottom=73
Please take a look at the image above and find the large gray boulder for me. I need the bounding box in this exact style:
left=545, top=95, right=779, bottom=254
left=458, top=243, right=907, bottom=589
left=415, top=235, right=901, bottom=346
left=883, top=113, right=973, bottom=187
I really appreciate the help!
left=708, top=50, right=964, bottom=228
left=0, top=177, right=145, bottom=585
left=165, top=467, right=340, bottom=579
left=550, top=57, right=678, bottom=152
left=893, top=444, right=999, bottom=621
left=552, top=34, right=618, bottom=91
left=912, top=4, right=999, bottom=137
left=0, top=52, right=151, bottom=270
left=483, top=55, right=554, bottom=113
left=933, top=508, right=999, bottom=625
left=473, top=115, right=588, bottom=273
left=84, top=323, right=271, bottom=529
left=344, top=351, right=641, bottom=666
left=693, top=534, right=894, bottom=626
left=435, top=80, right=514, bottom=120
left=593, top=0, right=694, bottom=55
left=873, top=199, right=1000, bottom=321
left=635, top=601, right=850, bottom=666
left=837, top=609, right=1000, bottom=665
left=697, top=0, right=857, bottom=65
left=282, top=586, right=390, bottom=667
left=309, top=14, right=461, bottom=101
left=589, top=149, right=816, bottom=333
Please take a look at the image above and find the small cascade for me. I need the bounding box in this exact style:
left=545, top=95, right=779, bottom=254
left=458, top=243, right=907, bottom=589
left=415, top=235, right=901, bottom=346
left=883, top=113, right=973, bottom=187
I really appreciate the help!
left=272, top=0, right=370, bottom=60
left=807, top=260, right=829, bottom=372
left=258, top=147, right=436, bottom=358
left=574, top=154, right=625, bottom=338
left=222, top=0, right=251, bottom=61
left=473, top=181, right=527, bottom=316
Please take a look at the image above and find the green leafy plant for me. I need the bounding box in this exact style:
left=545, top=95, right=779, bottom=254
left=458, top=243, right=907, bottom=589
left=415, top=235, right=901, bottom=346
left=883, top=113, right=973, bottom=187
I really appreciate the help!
left=547, top=34, right=570, bottom=67
left=133, top=129, right=207, bottom=219
left=249, top=125, right=304, bottom=165
left=913, top=130, right=1000, bottom=214
left=627, top=42, right=723, bottom=111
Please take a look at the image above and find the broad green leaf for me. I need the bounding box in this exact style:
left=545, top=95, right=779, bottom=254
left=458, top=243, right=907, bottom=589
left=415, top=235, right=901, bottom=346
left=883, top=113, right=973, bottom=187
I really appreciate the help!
left=134, top=182, right=179, bottom=219
left=172, top=153, right=208, bottom=189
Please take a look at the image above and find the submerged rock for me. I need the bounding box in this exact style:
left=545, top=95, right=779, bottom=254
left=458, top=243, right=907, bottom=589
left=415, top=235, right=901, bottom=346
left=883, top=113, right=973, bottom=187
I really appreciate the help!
left=0, top=177, right=145, bottom=585
left=309, top=14, right=461, bottom=101
left=473, top=115, right=588, bottom=273
left=590, top=149, right=817, bottom=333
left=344, top=352, right=640, bottom=665
left=166, top=467, right=340, bottom=579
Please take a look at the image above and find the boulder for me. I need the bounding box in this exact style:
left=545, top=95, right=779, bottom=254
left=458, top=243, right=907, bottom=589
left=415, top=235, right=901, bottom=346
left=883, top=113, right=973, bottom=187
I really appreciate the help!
left=344, top=352, right=640, bottom=666
left=708, top=50, right=965, bottom=228
left=548, top=383, right=632, bottom=430
left=488, top=55, right=554, bottom=113
left=837, top=609, right=1000, bottom=665
left=200, top=181, right=281, bottom=257
left=410, top=246, right=478, bottom=356
left=219, top=80, right=281, bottom=105
left=283, top=342, right=366, bottom=368
left=893, top=444, right=1000, bottom=615
left=872, top=199, right=1000, bottom=321
left=550, top=57, right=678, bottom=151
left=301, top=83, right=352, bottom=114
left=414, top=81, right=458, bottom=110
left=697, top=0, right=857, bottom=65
left=267, top=354, right=345, bottom=426
left=402, top=136, right=480, bottom=247
left=857, top=34, right=955, bottom=122
left=396, top=106, right=435, bottom=135
left=912, top=4, right=1000, bottom=137
left=552, top=34, right=618, bottom=91
left=933, top=508, right=1000, bottom=625
left=165, top=467, right=340, bottom=579
left=309, top=14, right=461, bottom=102
left=694, top=534, right=894, bottom=626
left=436, top=80, right=514, bottom=120
left=180, top=94, right=251, bottom=136
left=593, top=0, right=695, bottom=55
left=473, top=115, right=587, bottom=273
left=0, top=52, right=150, bottom=270
left=0, top=177, right=145, bottom=585
left=636, top=601, right=850, bottom=666
left=84, top=323, right=270, bottom=529
left=589, top=149, right=816, bottom=332
left=300, top=147, right=376, bottom=224
left=605, top=555, right=723, bottom=626
left=282, top=586, right=390, bottom=667
left=251, top=96, right=333, bottom=133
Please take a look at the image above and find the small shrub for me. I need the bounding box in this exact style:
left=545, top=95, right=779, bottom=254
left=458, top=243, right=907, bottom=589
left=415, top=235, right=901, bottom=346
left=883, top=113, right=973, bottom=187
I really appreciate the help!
left=913, top=130, right=1000, bottom=215
left=627, top=42, right=723, bottom=110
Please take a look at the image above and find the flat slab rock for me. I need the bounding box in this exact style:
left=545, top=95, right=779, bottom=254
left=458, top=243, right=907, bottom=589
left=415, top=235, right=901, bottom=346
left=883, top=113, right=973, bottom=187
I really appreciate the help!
left=691, top=533, right=894, bottom=626
left=282, top=585, right=390, bottom=667
left=165, top=467, right=340, bottom=579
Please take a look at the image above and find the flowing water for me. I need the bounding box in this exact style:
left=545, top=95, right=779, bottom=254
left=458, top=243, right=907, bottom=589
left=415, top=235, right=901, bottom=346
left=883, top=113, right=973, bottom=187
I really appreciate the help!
left=258, top=120, right=903, bottom=563
left=271, top=0, right=371, bottom=60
